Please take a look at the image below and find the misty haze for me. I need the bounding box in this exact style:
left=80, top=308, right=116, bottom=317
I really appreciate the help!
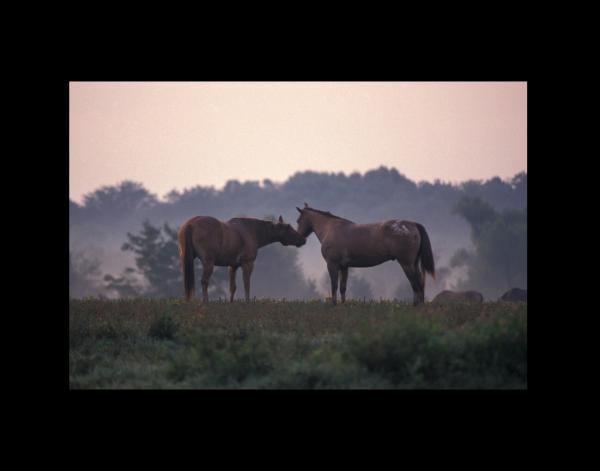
left=69, top=167, right=527, bottom=302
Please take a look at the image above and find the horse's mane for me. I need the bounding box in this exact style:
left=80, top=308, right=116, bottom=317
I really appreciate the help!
left=227, top=217, right=277, bottom=243
left=228, top=217, right=276, bottom=230
left=229, top=217, right=273, bottom=223
left=305, top=207, right=353, bottom=223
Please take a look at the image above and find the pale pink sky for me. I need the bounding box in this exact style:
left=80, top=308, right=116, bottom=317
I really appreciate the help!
left=69, top=81, right=527, bottom=203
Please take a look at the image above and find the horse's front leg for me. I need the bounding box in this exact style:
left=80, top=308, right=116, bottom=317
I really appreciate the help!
left=339, top=267, right=348, bottom=303
left=241, top=260, right=254, bottom=302
left=229, top=266, right=238, bottom=302
left=327, top=261, right=340, bottom=305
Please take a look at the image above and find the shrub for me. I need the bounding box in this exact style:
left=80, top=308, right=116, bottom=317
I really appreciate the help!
left=167, top=329, right=275, bottom=385
left=148, top=314, right=179, bottom=340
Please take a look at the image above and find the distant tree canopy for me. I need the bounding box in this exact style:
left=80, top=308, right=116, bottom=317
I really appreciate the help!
left=70, top=167, right=526, bottom=229
left=71, top=181, right=158, bottom=226
left=83, top=181, right=157, bottom=213
left=450, top=196, right=527, bottom=298
left=70, top=167, right=527, bottom=300
left=452, top=196, right=497, bottom=238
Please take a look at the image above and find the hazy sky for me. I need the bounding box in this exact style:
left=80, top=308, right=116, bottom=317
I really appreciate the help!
left=69, top=81, right=527, bottom=203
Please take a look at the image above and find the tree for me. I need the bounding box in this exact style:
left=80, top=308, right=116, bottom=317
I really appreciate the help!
left=450, top=197, right=527, bottom=298
left=81, top=181, right=158, bottom=221
left=69, top=250, right=103, bottom=298
left=121, top=221, right=182, bottom=297
left=452, top=196, right=497, bottom=239
left=69, top=200, right=83, bottom=225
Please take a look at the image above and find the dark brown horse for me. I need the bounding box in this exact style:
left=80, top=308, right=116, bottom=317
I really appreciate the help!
left=296, top=203, right=435, bottom=306
left=177, top=215, right=306, bottom=302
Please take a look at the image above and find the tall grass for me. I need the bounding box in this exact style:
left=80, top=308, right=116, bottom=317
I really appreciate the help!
left=69, top=299, right=527, bottom=389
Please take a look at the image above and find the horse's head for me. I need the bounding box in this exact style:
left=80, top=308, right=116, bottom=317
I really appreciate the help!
left=295, top=203, right=314, bottom=238
left=274, top=215, right=306, bottom=247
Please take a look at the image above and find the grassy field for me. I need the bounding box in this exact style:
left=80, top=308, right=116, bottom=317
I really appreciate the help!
left=69, top=299, right=527, bottom=389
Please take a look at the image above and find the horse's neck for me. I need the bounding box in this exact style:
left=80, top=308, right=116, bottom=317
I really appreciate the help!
left=254, top=222, right=276, bottom=248
left=311, top=214, right=347, bottom=242
left=230, top=219, right=275, bottom=249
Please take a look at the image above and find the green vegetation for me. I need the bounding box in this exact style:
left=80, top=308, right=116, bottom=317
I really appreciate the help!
left=70, top=299, right=527, bottom=389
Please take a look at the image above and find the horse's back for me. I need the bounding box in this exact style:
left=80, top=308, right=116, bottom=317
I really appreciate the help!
left=225, top=218, right=261, bottom=251
left=178, top=216, right=229, bottom=261
left=181, top=216, right=224, bottom=239
left=322, top=221, right=419, bottom=267
left=323, top=222, right=388, bottom=266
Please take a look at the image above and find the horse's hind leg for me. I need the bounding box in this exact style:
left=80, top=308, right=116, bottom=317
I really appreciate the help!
left=339, top=267, right=348, bottom=303
left=399, top=262, right=425, bottom=306
left=327, top=261, right=340, bottom=305
left=201, top=259, right=214, bottom=303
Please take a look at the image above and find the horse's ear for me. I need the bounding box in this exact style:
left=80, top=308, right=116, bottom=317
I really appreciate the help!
left=296, top=207, right=302, bottom=213
left=278, top=215, right=284, bottom=224
left=304, top=202, right=308, bottom=208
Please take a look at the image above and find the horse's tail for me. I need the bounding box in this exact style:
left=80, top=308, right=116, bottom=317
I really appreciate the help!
left=181, top=223, right=196, bottom=301
left=416, top=223, right=435, bottom=279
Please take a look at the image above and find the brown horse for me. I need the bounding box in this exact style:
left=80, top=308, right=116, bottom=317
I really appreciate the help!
left=295, top=203, right=435, bottom=305
left=177, top=215, right=306, bottom=302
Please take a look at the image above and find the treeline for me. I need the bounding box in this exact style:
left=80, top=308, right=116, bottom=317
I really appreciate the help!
left=70, top=167, right=526, bottom=228
left=69, top=166, right=527, bottom=300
